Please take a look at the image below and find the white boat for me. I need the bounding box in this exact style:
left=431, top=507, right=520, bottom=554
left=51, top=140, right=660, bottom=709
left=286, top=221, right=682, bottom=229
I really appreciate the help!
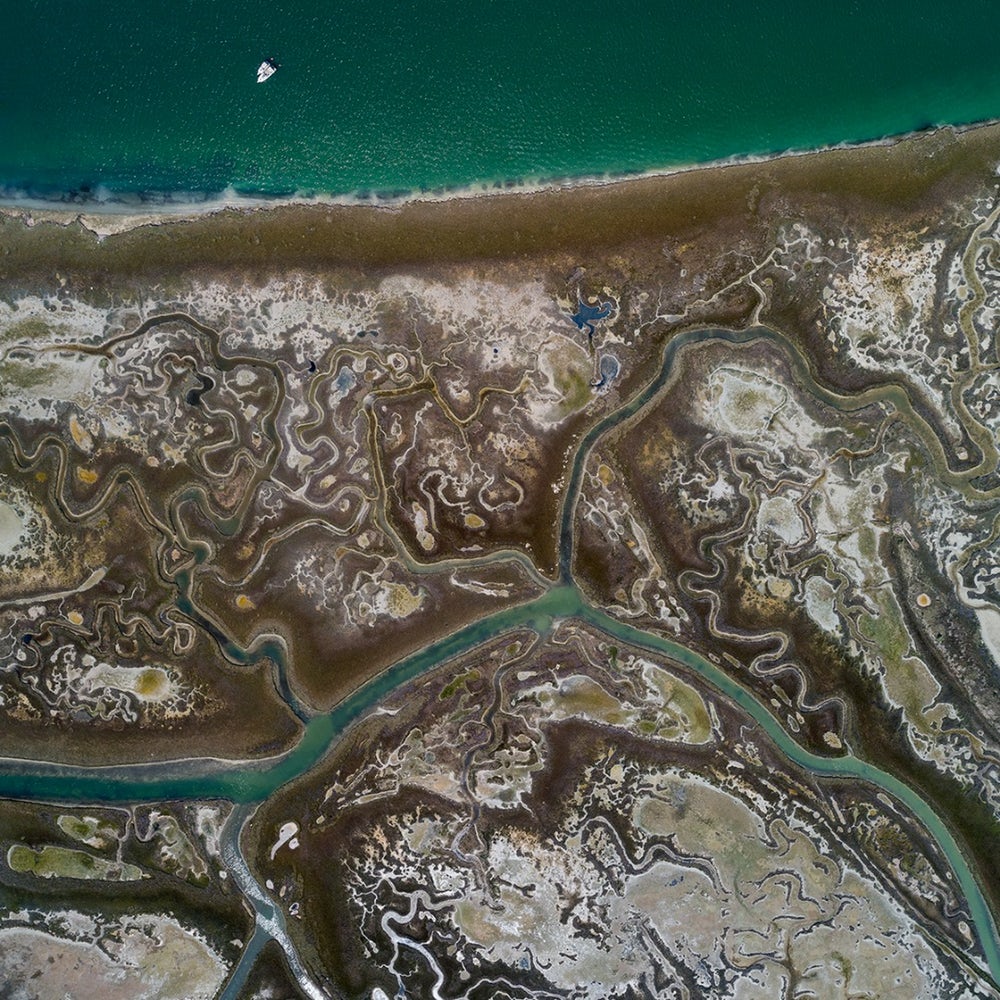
left=256, top=58, right=278, bottom=83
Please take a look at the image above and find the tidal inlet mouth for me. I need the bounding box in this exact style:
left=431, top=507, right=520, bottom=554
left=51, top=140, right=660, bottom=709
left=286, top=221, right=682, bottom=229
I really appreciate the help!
left=3, top=124, right=1000, bottom=999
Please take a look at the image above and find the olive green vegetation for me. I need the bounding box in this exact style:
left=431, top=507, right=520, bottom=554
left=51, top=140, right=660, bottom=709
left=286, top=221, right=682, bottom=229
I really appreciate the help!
left=57, top=814, right=120, bottom=850
left=440, top=669, right=480, bottom=701
left=7, top=844, right=144, bottom=881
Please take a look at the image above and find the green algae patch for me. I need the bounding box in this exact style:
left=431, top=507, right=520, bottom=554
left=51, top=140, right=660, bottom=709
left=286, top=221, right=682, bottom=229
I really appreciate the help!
left=656, top=674, right=713, bottom=744
left=0, top=317, right=57, bottom=344
left=440, top=669, right=480, bottom=700
left=57, top=814, right=120, bottom=850
left=554, top=366, right=592, bottom=414
left=0, top=358, right=62, bottom=390
left=7, top=843, right=144, bottom=881
left=135, top=667, right=170, bottom=698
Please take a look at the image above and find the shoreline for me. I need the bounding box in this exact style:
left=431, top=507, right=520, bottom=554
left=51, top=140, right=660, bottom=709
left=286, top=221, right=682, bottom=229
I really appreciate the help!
left=3, top=118, right=1000, bottom=282
left=3, top=118, right=1000, bottom=238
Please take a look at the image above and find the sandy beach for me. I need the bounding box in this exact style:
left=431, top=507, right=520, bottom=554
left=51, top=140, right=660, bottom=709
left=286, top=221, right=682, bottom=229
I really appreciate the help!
left=3, top=121, right=1000, bottom=279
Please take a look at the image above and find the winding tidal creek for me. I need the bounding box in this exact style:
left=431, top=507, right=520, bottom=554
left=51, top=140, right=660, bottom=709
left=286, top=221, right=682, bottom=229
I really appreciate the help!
left=3, top=326, right=999, bottom=994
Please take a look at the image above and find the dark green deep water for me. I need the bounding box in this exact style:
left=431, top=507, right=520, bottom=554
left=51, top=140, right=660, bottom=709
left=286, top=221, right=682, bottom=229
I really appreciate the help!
left=4, top=0, right=1000, bottom=201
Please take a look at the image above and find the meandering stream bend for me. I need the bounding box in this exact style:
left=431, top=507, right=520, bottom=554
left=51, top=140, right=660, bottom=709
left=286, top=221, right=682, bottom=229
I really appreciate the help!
left=2, top=325, right=999, bottom=992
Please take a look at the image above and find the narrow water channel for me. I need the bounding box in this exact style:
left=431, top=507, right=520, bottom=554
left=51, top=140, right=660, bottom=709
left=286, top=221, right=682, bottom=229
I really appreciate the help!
left=2, top=325, right=998, bottom=991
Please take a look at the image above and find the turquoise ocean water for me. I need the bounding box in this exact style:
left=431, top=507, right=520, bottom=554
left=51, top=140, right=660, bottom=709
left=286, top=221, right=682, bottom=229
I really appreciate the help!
left=3, top=0, right=1000, bottom=203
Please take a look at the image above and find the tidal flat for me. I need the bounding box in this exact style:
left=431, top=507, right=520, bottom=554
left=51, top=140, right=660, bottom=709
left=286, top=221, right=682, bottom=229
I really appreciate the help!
left=1, top=124, right=1000, bottom=997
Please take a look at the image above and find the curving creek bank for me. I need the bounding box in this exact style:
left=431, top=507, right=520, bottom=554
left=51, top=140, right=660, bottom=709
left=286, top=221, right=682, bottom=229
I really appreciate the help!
left=1, top=325, right=999, bottom=995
